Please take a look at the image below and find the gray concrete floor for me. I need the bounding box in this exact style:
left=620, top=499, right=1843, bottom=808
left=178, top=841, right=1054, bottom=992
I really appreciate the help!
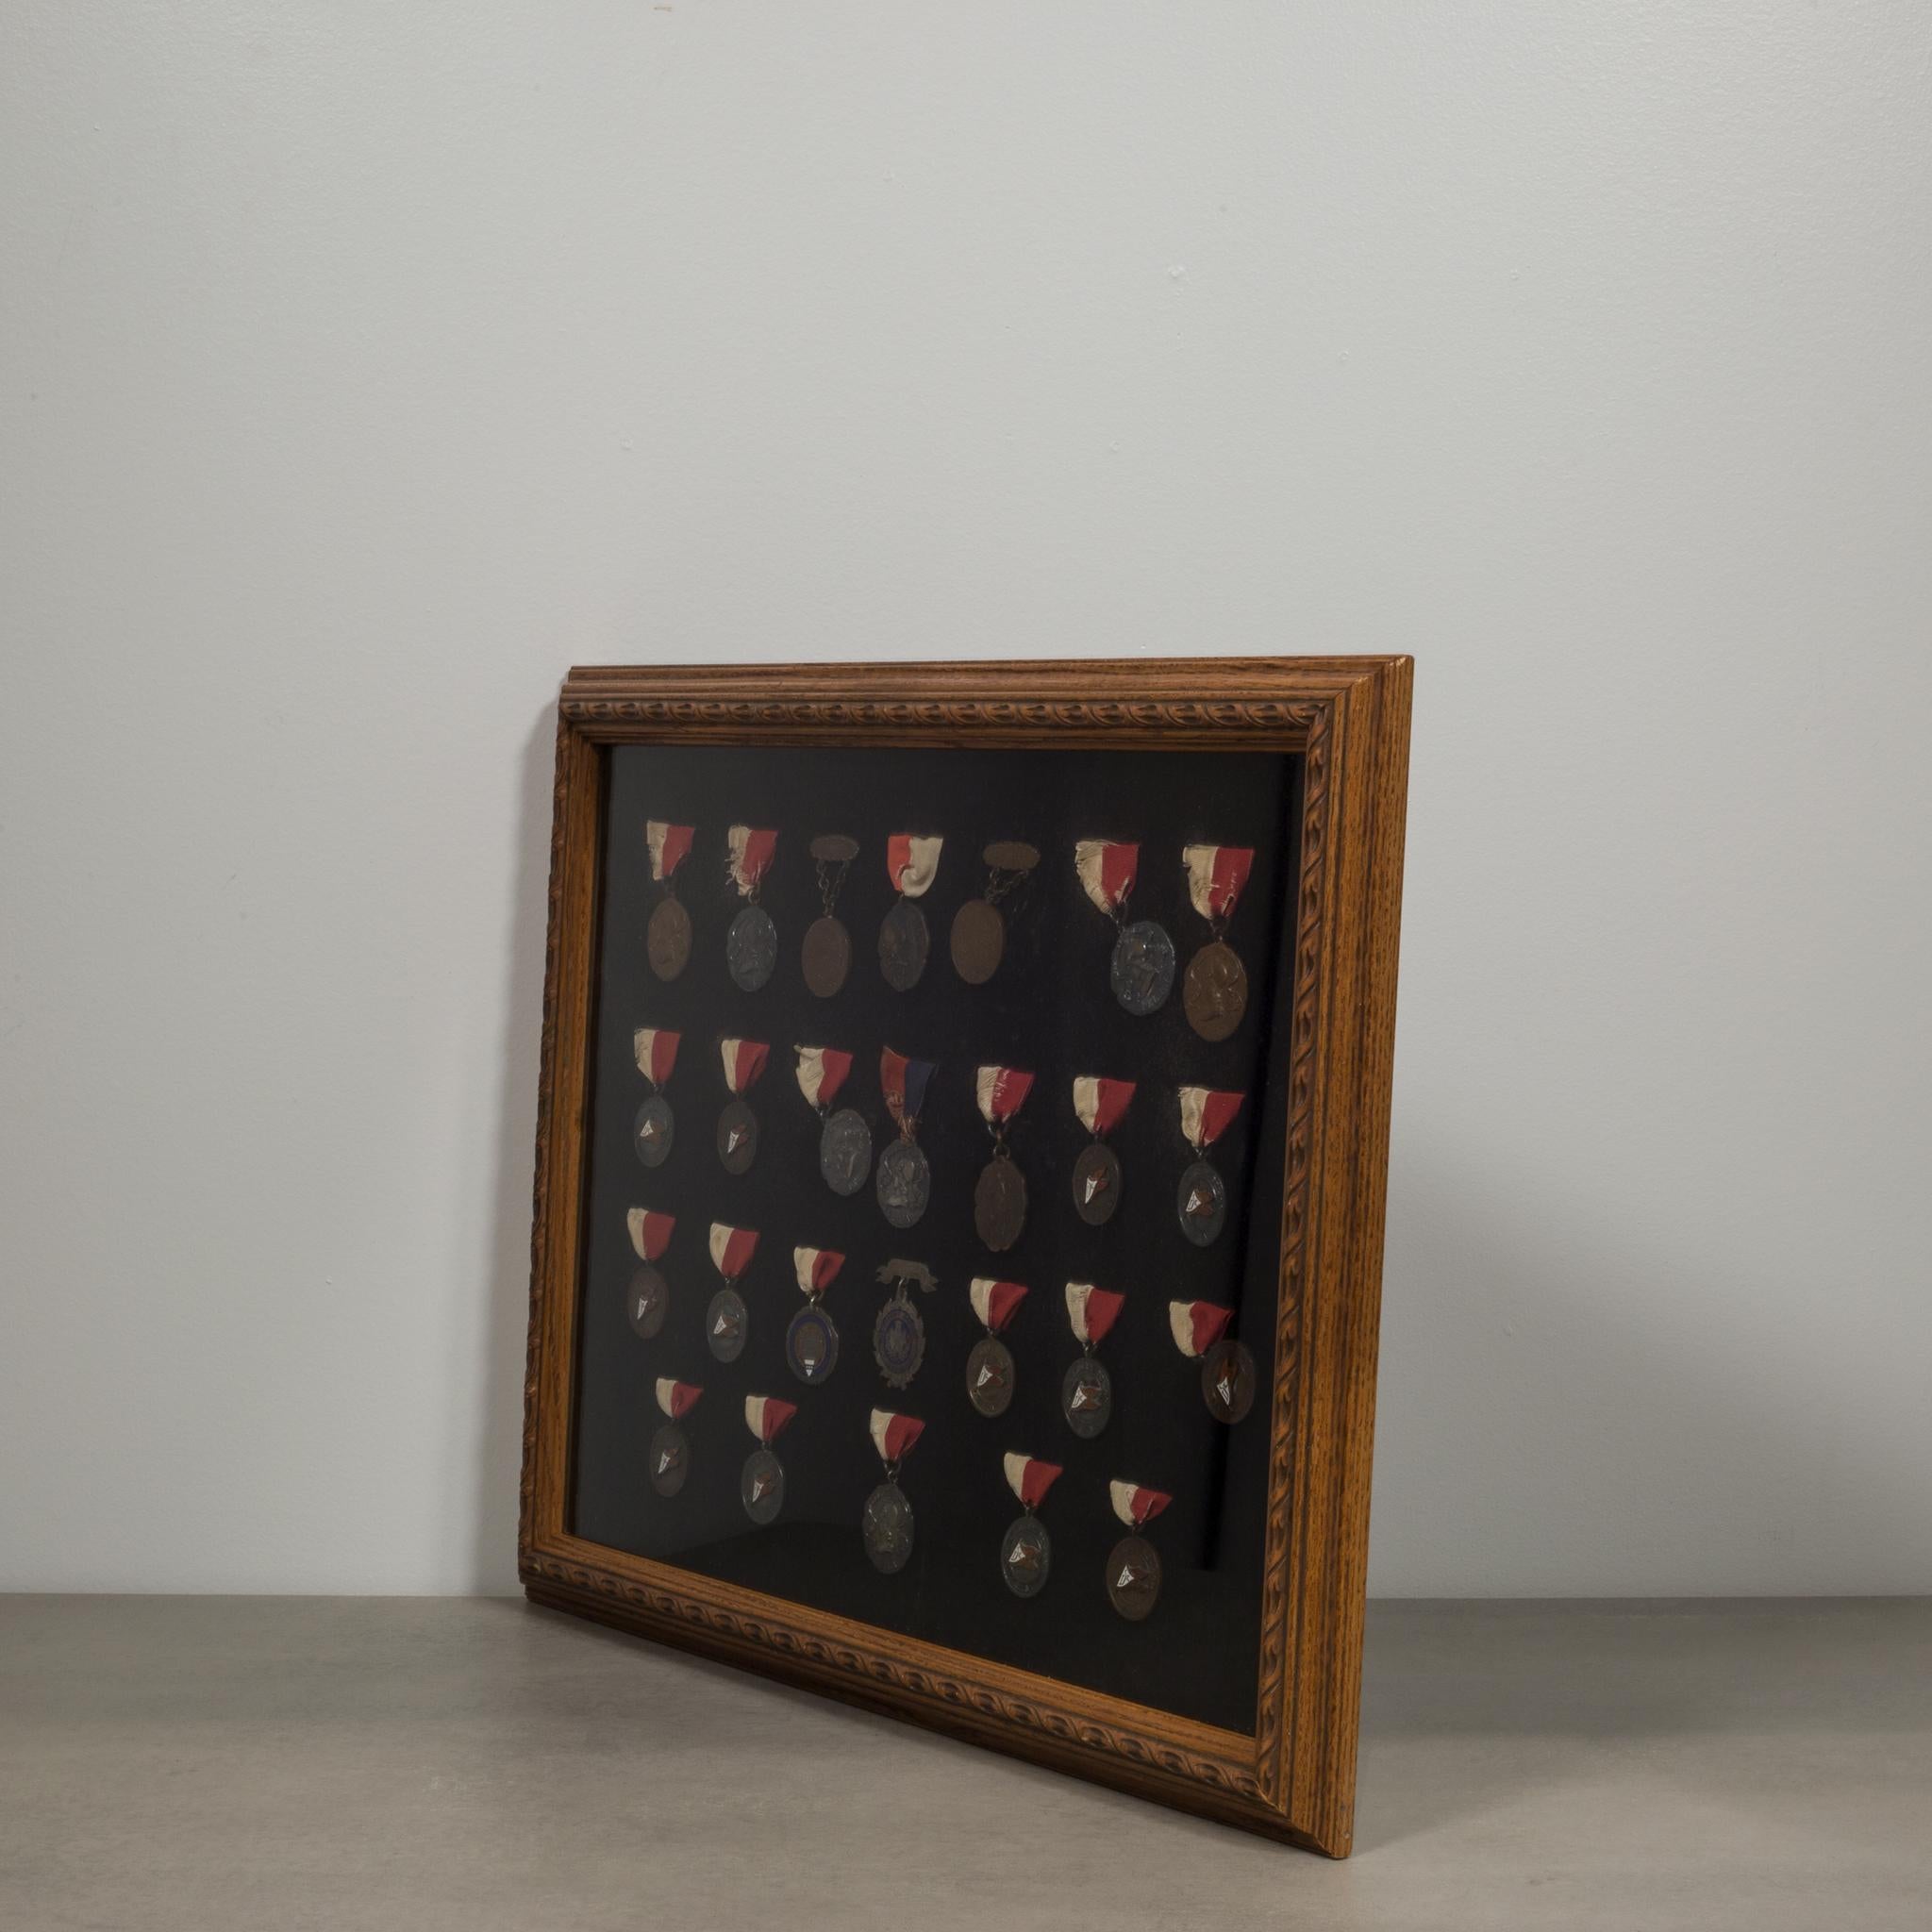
left=1, top=1597, right=1926, bottom=1931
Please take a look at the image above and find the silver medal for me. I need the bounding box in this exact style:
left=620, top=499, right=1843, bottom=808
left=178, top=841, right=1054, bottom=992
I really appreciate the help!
left=1071, top=1142, right=1121, bottom=1224
left=1062, top=1357, right=1112, bottom=1438
left=725, top=905, right=778, bottom=991
left=741, top=1448, right=785, bottom=1525
left=716, top=1098, right=758, bottom=1174
left=648, top=1423, right=689, bottom=1497
left=862, top=1479, right=915, bottom=1574
left=1176, top=1159, right=1227, bottom=1245
left=632, top=1095, right=674, bottom=1169
left=1000, top=1514, right=1052, bottom=1598
left=1109, top=919, right=1175, bottom=1016
left=877, top=897, right=930, bottom=991
left=626, top=1264, right=669, bottom=1341
left=819, top=1108, right=873, bottom=1195
left=875, top=1138, right=931, bottom=1228
left=706, top=1287, right=748, bottom=1362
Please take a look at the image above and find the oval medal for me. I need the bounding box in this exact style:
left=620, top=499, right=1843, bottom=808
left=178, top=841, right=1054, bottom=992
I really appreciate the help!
left=819, top=1108, right=873, bottom=1196
left=786, top=1303, right=840, bottom=1386
left=1062, top=1357, right=1112, bottom=1438
left=877, top=898, right=930, bottom=991
left=949, top=896, right=1005, bottom=985
left=1183, top=939, right=1248, bottom=1042
left=973, top=1156, right=1026, bottom=1252
left=705, top=1287, right=748, bottom=1363
left=632, top=1095, right=674, bottom=1169
left=965, top=1336, right=1015, bottom=1417
left=1202, top=1338, right=1257, bottom=1424
left=741, top=1448, right=785, bottom=1525
left=874, top=1138, right=931, bottom=1229
left=801, top=914, right=852, bottom=998
left=646, top=897, right=691, bottom=981
left=1109, top=919, right=1175, bottom=1016
left=1176, top=1159, right=1227, bottom=1246
left=1106, top=1533, right=1161, bottom=1620
left=1071, top=1142, right=1121, bottom=1225
left=625, top=1264, right=669, bottom=1341
left=873, top=1294, right=925, bottom=1389
left=1001, top=1514, right=1052, bottom=1598
left=716, top=1098, right=758, bottom=1174
left=725, top=905, right=778, bottom=991
left=648, top=1423, right=689, bottom=1497
left=862, top=1479, right=915, bottom=1574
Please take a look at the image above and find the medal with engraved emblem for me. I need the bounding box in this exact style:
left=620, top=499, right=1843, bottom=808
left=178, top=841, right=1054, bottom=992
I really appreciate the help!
left=1180, top=843, right=1256, bottom=1041
left=998, top=1453, right=1062, bottom=1599
left=795, top=1044, right=871, bottom=1196
left=1106, top=1481, right=1171, bottom=1621
left=802, top=834, right=858, bottom=996
left=1070, top=1074, right=1135, bottom=1225
left=1061, top=1281, right=1124, bottom=1438
left=648, top=1378, right=701, bottom=1498
left=863, top=1408, right=924, bottom=1574
left=878, top=834, right=941, bottom=991
left=875, top=1047, right=935, bottom=1228
left=965, top=1276, right=1028, bottom=1417
left=723, top=825, right=779, bottom=991
left=1075, top=840, right=1174, bottom=1016
left=624, top=1208, right=675, bottom=1341
left=1169, top=1300, right=1256, bottom=1423
left=872, top=1257, right=937, bottom=1390
left=1176, top=1086, right=1242, bottom=1246
left=715, top=1036, right=769, bottom=1174
left=951, top=841, right=1038, bottom=984
left=786, top=1246, right=844, bottom=1386
left=643, top=821, right=695, bottom=981
left=740, top=1395, right=797, bottom=1526
left=631, top=1027, right=680, bottom=1169
left=973, top=1064, right=1034, bottom=1252
left=704, top=1221, right=758, bottom=1363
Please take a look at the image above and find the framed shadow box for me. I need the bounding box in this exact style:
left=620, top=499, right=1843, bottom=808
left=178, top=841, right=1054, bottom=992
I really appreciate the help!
left=519, top=658, right=1411, bottom=1857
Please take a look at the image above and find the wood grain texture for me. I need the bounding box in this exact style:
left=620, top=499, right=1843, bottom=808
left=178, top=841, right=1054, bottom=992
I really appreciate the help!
left=519, top=656, right=1411, bottom=1856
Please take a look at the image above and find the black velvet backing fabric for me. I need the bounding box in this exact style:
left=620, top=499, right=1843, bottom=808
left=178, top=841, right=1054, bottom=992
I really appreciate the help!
left=570, top=741, right=1302, bottom=1736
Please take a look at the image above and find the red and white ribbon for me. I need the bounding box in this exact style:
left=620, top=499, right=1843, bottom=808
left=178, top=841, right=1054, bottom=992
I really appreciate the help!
left=886, top=834, right=942, bottom=899
left=1108, top=1480, right=1171, bottom=1529
left=1072, top=1075, right=1135, bottom=1138
left=1064, top=1282, right=1124, bottom=1349
left=626, top=1208, right=675, bottom=1263
left=645, top=821, right=693, bottom=884
left=1168, top=1300, right=1234, bottom=1358
left=1181, top=843, right=1255, bottom=924
left=708, top=1222, right=758, bottom=1282
left=792, top=1246, right=844, bottom=1298
left=719, top=1038, right=770, bottom=1094
left=633, top=1028, right=680, bottom=1088
left=655, top=1378, right=702, bottom=1420
left=724, top=825, right=778, bottom=897
left=869, top=1408, right=924, bottom=1464
left=969, top=1277, right=1027, bottom=1334
left=974, top=1065, right=1035, bottom=1127
left=793, top=1044, right=853, bottom=1110
left=743, top=1395, right=796, bottom=1445
left=1002, top=1453, right=1063, bottom=1511
left=1178, top=1086, right=1243, bottom=1151
left=1074, top=840, right=1140, bottom=917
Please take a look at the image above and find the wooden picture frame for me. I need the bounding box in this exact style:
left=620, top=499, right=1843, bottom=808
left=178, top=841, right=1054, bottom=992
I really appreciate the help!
left=518, top=657, right=1411, bottom=1857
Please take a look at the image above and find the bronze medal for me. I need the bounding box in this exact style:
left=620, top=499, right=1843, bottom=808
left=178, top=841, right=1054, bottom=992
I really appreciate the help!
left=1062, top=1357, right=1112, bottom=1438
left=974, top=1155, right=1027, bottom=1252
left=1183, top=939, right=1248, bottom=1042
left=646, top=897, right=691, bottom=981
left=716, top=1098, right=758, bottom=1174
left=801, top=916, right=851, bottom=998
left=706, top=1287, right=747, bottom=1362
left=1071, top=1142, right=1121, bottom=1225
left=966, top=1335, right=1015, bottom=1417
left=1176, top=1158, right=1227, bottom=1245
left=1201, top=1338, right=1257, bottom=1424
left=648, top=1423, right=689, bottom=1497
left=948, top=896, right=1004, bottom=985
left=877, top=898, right=929, bottom=991
left=741, top=1448, right=785, bottom=1525
left=1106, top=1534, right=1161, bottom=1620
left=632, top=1095, right=674, bottom=1169
left=625, top=1264, right=668, bottom=1341
left=1001, top=1515, right=1051, bottom=1598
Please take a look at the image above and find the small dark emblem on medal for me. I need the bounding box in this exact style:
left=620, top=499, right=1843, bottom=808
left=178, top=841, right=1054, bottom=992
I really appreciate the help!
left=1109, top=918, right=1175, bottom=1016
left=1062, top=1357, right=1112, bottom=1438
left=1106, top=1534, right=1161, bottom=1621
left=1001, top=1515, right=1052, bottom=1598
left=819, top=1108, right=873, bottom=1195
left=877, top=897, right=929, bottom=991
left=632, top=1095, right=674, bottom=1169
left=648, top=1423, right=689, bottom=1497
left=741, top=1449, right=785, bottom=1525
left=716, top=1099, right=758, bottom=1174
left=1201, top=1338, right=1257, bottom=1424
left=874, top=1138, right=930, bottom=1228
left=725, top=905, right=778, bottom=991
left=862, top=1481, right=915, bottom=1574
left=1183, top=939, right=1248, bottom=1042
left=1176, top=1159, right=1227, bottom=1245
left=786, top=1303, right=839, bottom=1385
left=706, top=1288, right=748, bottom=1363
left=974, top=1156, right=1026, bottom=1252
left=1071, top=1142, right=1121, bottom=1225
left=801, top=916, right=851, bottom=998
left=965, top=1336, right=1015, bottom=1417
left=873, top=1294, right=925, bottom=1390
left=647, top=897, right=691, bottom=981
left=625, top=1265, right=668, bottom=1341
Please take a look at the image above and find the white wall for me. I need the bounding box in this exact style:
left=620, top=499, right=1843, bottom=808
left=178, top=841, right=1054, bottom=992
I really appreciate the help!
left=3, top=5, right=1927, bottom=1596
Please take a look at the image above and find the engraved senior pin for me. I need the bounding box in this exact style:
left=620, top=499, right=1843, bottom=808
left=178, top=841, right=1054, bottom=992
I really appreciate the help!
left=631, top=1027, right=681, bottom=1169
left=1180, top=843, right=1256, bottom=1041
left=740, top=1395, right=798, bottom=1526
left=643, top=821, right=695, bottom=981
left=1176, top=1086, right=1243, bottom=1246
left=1105, top=1480, right=1172, bottom=1621
left=1075, top=839, right=1174, bottom=1016
left=787, top=1246, right=845, bottom=1386
left=973, top=1064, right=1035, bottom=1252
left=872, top=1257, right=937, bottom=1391
left=998, top=1453, right=1063, bottom=1599
left=795, top=1044, right=871, bottom=1197
left=1169, top=1300, right=1256, bottom=1424
left=715, top=1036, right=770, bottom=1174
left=1061, top=1282, right=1124, bottom=1438
left=624, top=1208, right=675, bottom=1341
left=1070, top=1075, right=1135, bottom=1225
left=879, top=834, right=941, bottom=991
left=965, top=1277, right=1028, bottom=1418
left=803, top=834, right=859, bottom=996
left=951, top=841, right=1038, bottom=984
left=648, top=1378, right=702, bottom=1498
left=863, top=1408, right=924, bottom=1574
left=875, top=1047, right=936, bottom=1229
left=705, top=1221, right=759, bottom=1363
left=723, top=824, right=780, bottom=991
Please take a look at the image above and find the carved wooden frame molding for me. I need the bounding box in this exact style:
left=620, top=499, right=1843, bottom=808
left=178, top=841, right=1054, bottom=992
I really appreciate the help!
left=519, top=657, right=1412, bottom=1857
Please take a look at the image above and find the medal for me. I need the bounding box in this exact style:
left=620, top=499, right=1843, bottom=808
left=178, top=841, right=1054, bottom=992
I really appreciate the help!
left=1176, top=1086, right=1243, bottom=1246
left=648, top=1378, right=702, bottom=1497
left=965, top=1276, right=1028, bottom=1416
left=972, top=1064, right=1035, bottom=1252
left=1075, top=840, right=1174, bottom=1016
left=715, top=1036, right=770, bottom=1174
left=630, top=1027, right=680, bottom=1169
left=998, top=1453, right=1063, bottom=1598
left=1070, top=1075, right=1135, bottom=1225
left=740, top=1395, right=797, bottom=1525
left=795, top=1044, right=871, bottom=1196
left=863, top=1407, right=924, bottom=1574
left=643, top=821, right=695, bottom=981
left=723, top=824, right=779, bottom=991
left=875, top=1047, right=935, bottom=1229
left=872, top=1257, right=937, bottom=1390
left=704, top=1221, right=758, bottom=1363
left=1169, top=1300, right=1256, bottom=1423
left=625, top=1208, right=675, bottom=1341
left=1105, top=1480, right=1172, bottom=1621
left=1180, top=843, right=1256, bottom=1041
left=878, top=834, right=941, bottom=991
left=1061, top=1281, right=1124, bottom=1438
left=950, top=841, right=1039, bottom=984
left=787, top=1245, right=844, bottom=1385
left=803, top=834, right=858, bottom=996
